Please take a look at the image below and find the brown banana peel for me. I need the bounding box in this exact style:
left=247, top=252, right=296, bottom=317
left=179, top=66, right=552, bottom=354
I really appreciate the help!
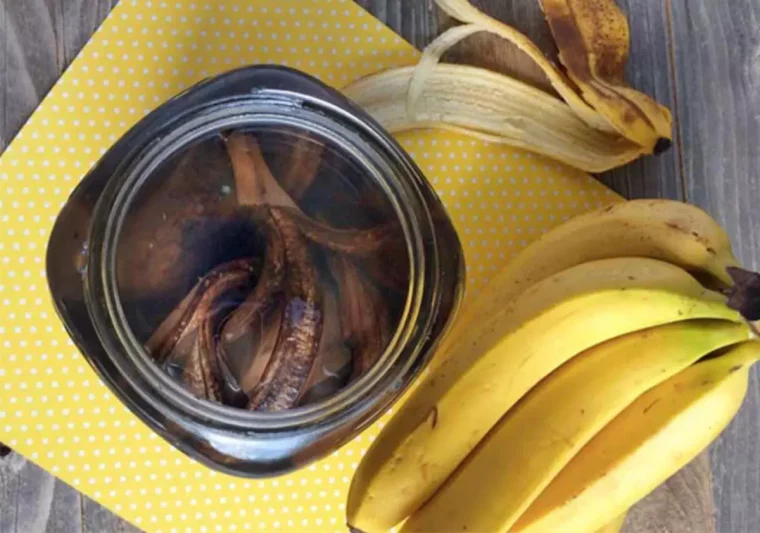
left=432, top=0, right=615, bottom=134
left=344, top=0, right=672, bottom=172
left=540, top=0, right=673, bottom=150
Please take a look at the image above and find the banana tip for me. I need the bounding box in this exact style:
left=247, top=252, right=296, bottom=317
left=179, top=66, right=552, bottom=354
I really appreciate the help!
left=654, top=137, right=673, bottom=155
left=726, top=267, right=760, bottom=321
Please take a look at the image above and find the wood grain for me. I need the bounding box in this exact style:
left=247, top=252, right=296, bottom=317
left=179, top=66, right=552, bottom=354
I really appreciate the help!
left=0, top=2, right=81, bottom=531
left=0, top=453, right=55, bottom=533
left=0, top=0, right=61, bottom=145
left=669, top=2, right=760, bottom=532
left=46, top=476, right=83, bottom=533
left=0, top=0, right=758, bottom=532
left=82, top=496, right=137, bottom=533
left=0, top=452, right=83, bottom=533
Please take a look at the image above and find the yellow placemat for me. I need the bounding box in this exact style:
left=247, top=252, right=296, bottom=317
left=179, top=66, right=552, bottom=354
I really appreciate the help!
left=0, top=0, right=618, bottom=531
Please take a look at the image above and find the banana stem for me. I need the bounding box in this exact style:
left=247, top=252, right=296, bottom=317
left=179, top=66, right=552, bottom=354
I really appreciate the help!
left=726, top=267, right=760, bottom=321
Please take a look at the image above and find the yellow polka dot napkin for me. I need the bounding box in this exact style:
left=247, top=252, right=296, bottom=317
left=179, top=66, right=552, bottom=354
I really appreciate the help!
left=0, top=0, right=618, bottom=531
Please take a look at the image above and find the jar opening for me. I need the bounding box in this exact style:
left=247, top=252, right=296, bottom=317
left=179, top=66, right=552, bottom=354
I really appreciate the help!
left=95, top=99, right=427, bottom=427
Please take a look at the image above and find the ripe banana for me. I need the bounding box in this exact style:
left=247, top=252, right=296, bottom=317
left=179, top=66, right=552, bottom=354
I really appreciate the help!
left=595, top=513, right=628, bottom=533
left=400, top=320, right=751, bottom=532
left=346, top=258, right=742, bottom=532
left=443, top=199, right=739, bottom=355
left=514, top=341, right=760, bottom=533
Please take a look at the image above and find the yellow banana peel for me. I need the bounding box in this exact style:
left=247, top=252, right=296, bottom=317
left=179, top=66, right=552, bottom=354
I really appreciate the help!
left=345, top=259, right=743, bottom=532
left=441, top=199, right=740, bottom=354
left=344, top=64, right=644, bottom=173
left=344, top=0, right=673, bottom=172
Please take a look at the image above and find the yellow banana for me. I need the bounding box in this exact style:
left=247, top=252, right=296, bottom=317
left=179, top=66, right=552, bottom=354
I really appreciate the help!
left=514, top=341, right=760, bottom=533
left=445, top=199, right=739, bottom=353
left=595, top=512, right=628, bottom=533
left=346, top=258, right=742, bottom=532
left=400, top=320, right=751, bottom=532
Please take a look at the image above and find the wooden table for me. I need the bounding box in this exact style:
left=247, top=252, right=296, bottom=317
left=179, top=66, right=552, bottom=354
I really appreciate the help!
left=1, top=1, right=758, bottom=531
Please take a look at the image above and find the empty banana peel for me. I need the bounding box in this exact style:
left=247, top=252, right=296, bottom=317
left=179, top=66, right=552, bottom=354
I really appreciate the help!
left=539, top=0, right=672, bottom=151
left=345, top=64, right=644, bottom=173
left=429, top=0, right=613, bottom=133
left=343, top=0, right=672, bottom=172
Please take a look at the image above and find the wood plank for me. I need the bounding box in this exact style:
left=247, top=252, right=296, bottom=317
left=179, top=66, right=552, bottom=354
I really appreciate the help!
left=600, top=0, right=684, bottom=200
left=45, top=475, right=84, bottom=533
left=0, top=0, right=117, bottom=146
left=59, top=0, right=118, bottom=67
left=668, top=2, right=760, bottom=532
left=0, top=0, right=62, bottom=145
left=0, top=0, right=6, bottom=148
left=356, top=0, right=438, bottom=49
left=0, top=452, right=58, bottom=533
left=0, top=450, right=85, bottom=533
left=81, top=497, right=141, bottom=533
left=0, top=4, right=84, bottom=531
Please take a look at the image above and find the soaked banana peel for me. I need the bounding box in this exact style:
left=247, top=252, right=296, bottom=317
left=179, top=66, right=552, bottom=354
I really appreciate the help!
left=343, top=0, right=672, bottom=172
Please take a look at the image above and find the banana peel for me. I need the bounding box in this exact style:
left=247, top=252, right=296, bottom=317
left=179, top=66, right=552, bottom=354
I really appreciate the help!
left=343, top=0, right=673, bottom=172
left=432, top=0, right=616, bottom=134
left=540, top=0, right=673, bottom=151
left=344, top=64, right=644, bottom=173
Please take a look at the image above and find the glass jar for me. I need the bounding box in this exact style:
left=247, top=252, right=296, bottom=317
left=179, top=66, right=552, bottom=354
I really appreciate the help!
left=47, top=66, right=464, bottom=476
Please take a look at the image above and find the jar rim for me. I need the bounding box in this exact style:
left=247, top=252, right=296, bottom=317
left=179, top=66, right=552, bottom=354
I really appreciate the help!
left=84, top=89, right=438, bottom=431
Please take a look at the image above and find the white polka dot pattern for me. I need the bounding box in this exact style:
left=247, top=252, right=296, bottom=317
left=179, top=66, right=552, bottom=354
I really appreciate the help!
left=0, top=0, right=619, bottom=531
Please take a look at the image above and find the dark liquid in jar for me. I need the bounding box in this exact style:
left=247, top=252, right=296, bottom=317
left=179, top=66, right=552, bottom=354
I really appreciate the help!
left=115, top=127, right=409, bottom=411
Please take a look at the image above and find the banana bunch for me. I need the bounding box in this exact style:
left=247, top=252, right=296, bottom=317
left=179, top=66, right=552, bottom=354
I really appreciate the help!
left=343, top=0, right=673, bottom=172
left=439, top=199, right=739, bottom=359
left=346, top=199, right=760, bottom=533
